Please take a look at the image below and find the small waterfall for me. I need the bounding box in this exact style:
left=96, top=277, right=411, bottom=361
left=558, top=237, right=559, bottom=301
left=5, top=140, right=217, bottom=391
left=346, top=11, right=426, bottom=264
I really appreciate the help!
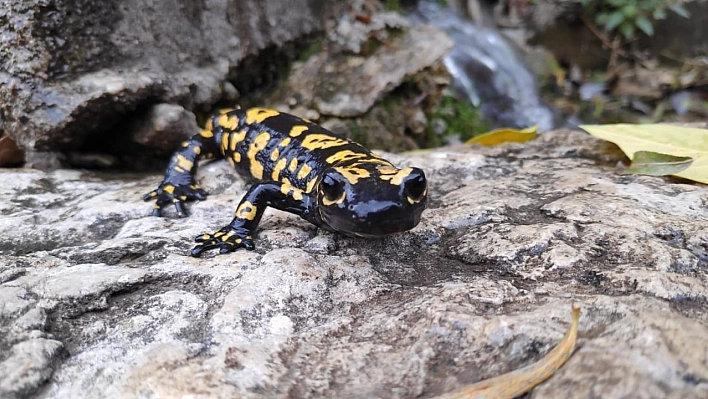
left=408, top=1, right=555, bottom=132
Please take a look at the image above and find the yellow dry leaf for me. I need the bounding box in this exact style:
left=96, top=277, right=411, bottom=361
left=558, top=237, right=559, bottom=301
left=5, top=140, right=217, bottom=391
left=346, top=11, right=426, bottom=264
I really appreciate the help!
left=580, top=124, right=708, bottom=184
left=466, top=126, right=538, bottom=146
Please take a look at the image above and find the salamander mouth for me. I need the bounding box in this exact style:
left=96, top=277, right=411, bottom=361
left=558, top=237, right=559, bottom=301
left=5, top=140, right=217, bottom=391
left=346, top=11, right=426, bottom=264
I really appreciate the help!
left=321, top=213, right=423, bottom=237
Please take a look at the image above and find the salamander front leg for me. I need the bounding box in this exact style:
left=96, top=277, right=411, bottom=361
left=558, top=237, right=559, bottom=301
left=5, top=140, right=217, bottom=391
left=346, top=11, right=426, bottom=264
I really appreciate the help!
left=144, top=126, right=222, bottom=217
left=190, top=181, right=317, bottom=257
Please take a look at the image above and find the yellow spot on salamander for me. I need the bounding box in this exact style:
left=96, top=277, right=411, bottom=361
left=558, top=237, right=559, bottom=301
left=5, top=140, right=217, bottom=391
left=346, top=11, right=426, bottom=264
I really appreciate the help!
left=271, top=158, right=287, bottom=180
left=288, top=158, right=298, bottom=173
left=288, top=125, right=309, bottom=137
left=227, top=157, right=235, bottom=167
left=217, top=114, right=239, bottom=130
left=176, top=154, right=193, bottom=171
left=357, top=158, right=393, bottom=166
left=199, top=129, right=214, bottom=138
left=334, top=166, right=370, bottom=184
left=305, top=178, right=317, bottom=193
left=407, top=186, right=427, bottom=204
left=321, top=190, right=346, bottom=206
left=247, top=132, right=271, bottom=180
left=377, top=166, right=399, bottom=175
left=297, top=163, right=312, bottom=180
left=163, top=185, right=175, bottom=194
left=300, top=134, right=350, bottom=150
left=232, top=152, right=241, bottom=163
left=194, top=147, right=201, bottom=155
left=278, top=137, right=291, bottom=147
left=280, top=184, right=304, bottom=201
left=236, top=201, right=258, bottom=220
left=229, top=129, right=248, bottom=152
left=245, top=108, right=280, bottom=124
left=221, top=130, right=229, bottom=153
left=326, top=150, right=368, bottom=165
left=379, top=167, right=413, bottom=186
left=181, top=141, right=189, bottom=147
left=270, top=148, right=280, bottom=162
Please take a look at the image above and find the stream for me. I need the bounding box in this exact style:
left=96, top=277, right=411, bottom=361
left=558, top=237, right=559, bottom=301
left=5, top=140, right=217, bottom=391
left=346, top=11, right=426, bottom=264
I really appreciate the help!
left=408, top=1, right=556, bottom=132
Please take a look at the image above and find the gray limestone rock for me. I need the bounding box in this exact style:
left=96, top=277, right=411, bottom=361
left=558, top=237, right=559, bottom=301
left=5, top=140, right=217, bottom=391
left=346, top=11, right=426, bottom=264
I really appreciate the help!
left=0, top=0, right=344, bottom=153
left=0, top=130, right=707, bottom=398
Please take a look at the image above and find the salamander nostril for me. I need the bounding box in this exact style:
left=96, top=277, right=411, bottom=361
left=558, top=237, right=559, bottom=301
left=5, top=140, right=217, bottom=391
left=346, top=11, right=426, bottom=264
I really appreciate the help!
left=404, top=174, right=427, bottom=201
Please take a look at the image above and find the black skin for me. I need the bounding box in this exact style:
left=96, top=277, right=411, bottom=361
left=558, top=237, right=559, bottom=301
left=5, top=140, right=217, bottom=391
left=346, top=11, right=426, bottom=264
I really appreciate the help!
left=144, top=108, right=428, bottom=257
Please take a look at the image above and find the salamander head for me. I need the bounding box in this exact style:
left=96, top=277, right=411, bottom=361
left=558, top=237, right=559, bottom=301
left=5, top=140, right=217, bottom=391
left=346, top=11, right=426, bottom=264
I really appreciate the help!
left=316, top=164, right=428, bottom=237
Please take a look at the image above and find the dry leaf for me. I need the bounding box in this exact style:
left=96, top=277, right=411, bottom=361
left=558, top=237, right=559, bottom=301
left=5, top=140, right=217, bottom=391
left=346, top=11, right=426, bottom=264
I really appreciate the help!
left=581, top=123, right=708, bottom=184
left=466, top=126, right=538, bottom=146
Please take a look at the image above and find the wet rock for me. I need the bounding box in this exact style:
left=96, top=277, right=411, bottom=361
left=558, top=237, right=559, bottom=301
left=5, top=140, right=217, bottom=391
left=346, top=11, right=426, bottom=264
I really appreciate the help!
left=1, top=130, right=707, bottom=398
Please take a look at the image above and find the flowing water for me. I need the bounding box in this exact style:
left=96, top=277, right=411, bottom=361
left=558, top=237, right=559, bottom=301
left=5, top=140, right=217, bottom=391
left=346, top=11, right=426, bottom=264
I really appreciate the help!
left=408, top=1, right=556, bottom=132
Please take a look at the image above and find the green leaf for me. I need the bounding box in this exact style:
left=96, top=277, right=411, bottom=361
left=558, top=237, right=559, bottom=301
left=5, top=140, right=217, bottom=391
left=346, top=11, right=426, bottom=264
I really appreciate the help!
left=668, top=5, right=690, bottom=18
left=625, top=151, right=693, bottom=176
left=622, top=4, right=637, bottom=18
left=605, top=11, right=625, bottom=31
left=619, top=20, right=636, bottom=39
left=580, top=123, right=708, bottom=184
left=652, top=8, right=667, bottom=20
left=596, top=12, right=609, bottom=25
left=466, top=126, right=538, bottom=146
left=635, top=17, right=654, bottom=36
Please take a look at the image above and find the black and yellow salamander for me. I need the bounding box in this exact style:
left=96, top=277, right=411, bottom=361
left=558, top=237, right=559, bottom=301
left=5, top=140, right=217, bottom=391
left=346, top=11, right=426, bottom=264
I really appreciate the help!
left=144, top=107, right=428, bottom=257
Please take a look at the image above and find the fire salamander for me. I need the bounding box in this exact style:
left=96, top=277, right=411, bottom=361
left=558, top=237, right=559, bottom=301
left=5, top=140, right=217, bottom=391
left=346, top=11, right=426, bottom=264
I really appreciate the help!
left=144, top=107, right=428, bottom=257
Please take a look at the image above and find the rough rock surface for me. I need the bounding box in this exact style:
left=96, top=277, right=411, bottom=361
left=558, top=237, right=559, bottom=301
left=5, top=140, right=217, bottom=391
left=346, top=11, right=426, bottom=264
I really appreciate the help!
left=270, top=15, right=453, bottom=118
left=1, top=130, right=707, bottom=398
left=0, top=0, right=345, bottom=153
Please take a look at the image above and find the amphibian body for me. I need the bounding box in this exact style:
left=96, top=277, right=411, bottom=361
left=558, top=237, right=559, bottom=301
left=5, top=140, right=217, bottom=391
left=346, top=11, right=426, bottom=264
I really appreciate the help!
left=145, top=107, right=428, bottom=256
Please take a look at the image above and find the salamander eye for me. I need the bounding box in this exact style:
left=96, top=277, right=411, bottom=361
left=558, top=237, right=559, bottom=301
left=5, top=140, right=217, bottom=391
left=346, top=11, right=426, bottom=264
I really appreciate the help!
left=321, top=175, right=346, bottom=205
left=404, top=173, right=427, bottom=202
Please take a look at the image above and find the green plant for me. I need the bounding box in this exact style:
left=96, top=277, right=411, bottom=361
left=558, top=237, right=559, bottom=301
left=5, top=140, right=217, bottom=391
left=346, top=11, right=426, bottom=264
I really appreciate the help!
left=296, top=39, right=324, bottom=63
left=427, top=95, right=487, bottom=144
left=578, top=0, right=690, bottom=39
left=384, top=0, right=401, bottom=11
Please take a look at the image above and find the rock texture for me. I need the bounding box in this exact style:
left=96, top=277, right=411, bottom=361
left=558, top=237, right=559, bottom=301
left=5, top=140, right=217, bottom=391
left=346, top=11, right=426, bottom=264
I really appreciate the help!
left=1, top=130, right=707, bottom=398
left=0, top=0, right=345, bottom=154
left=267, top=11, right=454, bottom=152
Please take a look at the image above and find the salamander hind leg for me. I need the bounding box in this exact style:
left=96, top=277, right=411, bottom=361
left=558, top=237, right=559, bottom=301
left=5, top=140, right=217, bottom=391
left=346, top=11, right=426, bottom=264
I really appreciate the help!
left=144, top=127, right=222, bottom=217
left=144, top=181, right=208, bottom=218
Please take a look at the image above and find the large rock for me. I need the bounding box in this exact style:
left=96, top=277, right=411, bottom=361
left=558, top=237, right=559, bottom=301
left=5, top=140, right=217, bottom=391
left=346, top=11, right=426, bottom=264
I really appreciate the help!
left=270, top=12, right=453, bottom=118
left=1, top=130, right=707, bottom=398
left=0, top=0, right=344, bottom=153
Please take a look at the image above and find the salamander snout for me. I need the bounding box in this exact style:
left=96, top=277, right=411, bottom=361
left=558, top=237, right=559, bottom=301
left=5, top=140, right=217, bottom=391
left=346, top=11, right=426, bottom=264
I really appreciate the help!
left=317, top=165, right=428, bottom=237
